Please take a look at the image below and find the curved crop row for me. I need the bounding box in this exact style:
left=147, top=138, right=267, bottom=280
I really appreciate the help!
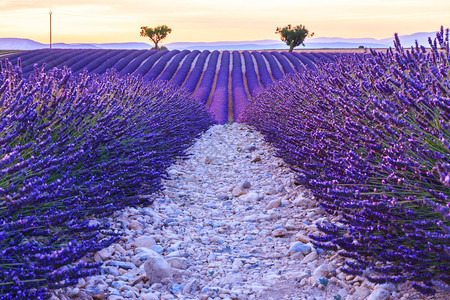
left=69, top=50, right=111, bottom=73
left=76, top=50, right=125, bottom=75
left=0, top=62, right=215, bottom=299
left=291, top=52, right=317, bottom=70
left=20, top=49, right=73, bottom=76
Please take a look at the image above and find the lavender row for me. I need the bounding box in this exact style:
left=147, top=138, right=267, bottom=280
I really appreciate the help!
left=0, top=63, right=216, bottom=298
left=231, top=51, right=249, bottom=122
left=281, top=52, right=307, bottom=72
left=209, top=51, right=230, bottom=124
left=157, top=50, right=191, bottom=82
left=270, top=52, right=295, bottom=75
left=90, top=50, right=134, bottom=74
left=192, top=50, right=220, bottom=105
left=243, top=29, right=449, bottom=295
left=80, top=50, right=128, bottom=75
left=117, top=50, right=157, bottom=76
left=181, top=50, right=210, bottom=93
left=132, top=50, right=168, bottom=77
left=261, top=52, right=284, bottom=80
left=170, top=50, right=201, bottom=87
left=110, top=50, right=147, bottom=74
left=251, top=51, right=273, bottom=87
left=142, top=50, right=179, bottom=81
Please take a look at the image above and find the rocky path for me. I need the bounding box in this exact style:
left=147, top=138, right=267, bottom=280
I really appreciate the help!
left=54, top=123, right=440, bottom=300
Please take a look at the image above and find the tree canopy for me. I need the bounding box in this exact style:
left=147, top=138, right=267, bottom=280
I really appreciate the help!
left=276, top=24, right=314, bottom=52
left=140, top=25, right=172, bottom=50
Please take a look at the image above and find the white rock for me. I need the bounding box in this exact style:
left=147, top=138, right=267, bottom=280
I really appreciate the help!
left=140, top=292, right=159, bottom=300
left=166, top=257, right=188, bottom=270
left=241, top=180, right=251, bottom=189
left=97, top=246, right=114, bottom=260
left=265, top=187, right=277, bottom=195
left=287, top=242, right=311, bottom=255
left=240, top=191, right=260, bottom=202
left=133, top=236, right=156, bottom=248
left=128, top=220, right=140, bottom=230
left=301, top=251, right=318, bottom=264
left=295, top=233, right=310, bottom=243
left=272, top=227, right=288, bottom=237
left=143, top=253, right=173, bottom=284
left=312, top=263, right=329, bottom=277
left=168, top=169, right=178, bottom=177
left=367, top=289, right=390, bottom=300
left=232, top=186, right=246, bottom=197
left=375, top=283, right=396, bottom=292
left=183, top=279, right=199, bottom=293
left=266, top=199, right=281, bottom=210
left=350, top=287, right=371, bottom=300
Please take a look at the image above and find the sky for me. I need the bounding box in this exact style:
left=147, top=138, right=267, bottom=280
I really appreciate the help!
left=0, top=0, right=449, bottom=44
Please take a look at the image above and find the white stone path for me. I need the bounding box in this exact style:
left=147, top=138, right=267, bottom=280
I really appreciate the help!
left=53, top=123, right=443, bottom=300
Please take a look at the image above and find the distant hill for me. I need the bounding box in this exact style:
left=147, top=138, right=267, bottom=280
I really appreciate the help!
left=166, top=32, right=438, bottom=50
left=0, top=38, right=152, bottom=50
left=0, top=31, right=438, bottom=51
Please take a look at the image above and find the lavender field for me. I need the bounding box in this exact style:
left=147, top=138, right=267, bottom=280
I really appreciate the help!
left=0, top=28, right=448, bottom=299
left=2, top=49, right=341, bottom=124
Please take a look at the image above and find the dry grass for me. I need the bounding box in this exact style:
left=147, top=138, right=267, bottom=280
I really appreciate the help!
left=0, top=50, right=22, bottom=58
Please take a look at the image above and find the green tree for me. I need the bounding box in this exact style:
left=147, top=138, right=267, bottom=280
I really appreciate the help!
left=140, top=25, right=172, bottom=50
left=276, top=24, right=314, bottom=52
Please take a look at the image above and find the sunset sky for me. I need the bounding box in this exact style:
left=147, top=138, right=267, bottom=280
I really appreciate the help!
left=0, top=0, right=449, bottom=44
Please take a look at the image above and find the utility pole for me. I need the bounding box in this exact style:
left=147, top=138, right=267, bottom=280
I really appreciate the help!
left=49, top=10, right=52, bottom=49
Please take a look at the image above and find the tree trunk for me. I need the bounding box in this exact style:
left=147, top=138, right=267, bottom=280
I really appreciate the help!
left=289, top=43, right=294, bottom=53
left=154, top=41, right=159, bottom=50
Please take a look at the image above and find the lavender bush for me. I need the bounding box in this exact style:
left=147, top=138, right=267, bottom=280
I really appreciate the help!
left=0, top=62, right=215, bottom=299
left=243, top=29, right=449, bottom=295
left=291, top=52, right=317, bottom=70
